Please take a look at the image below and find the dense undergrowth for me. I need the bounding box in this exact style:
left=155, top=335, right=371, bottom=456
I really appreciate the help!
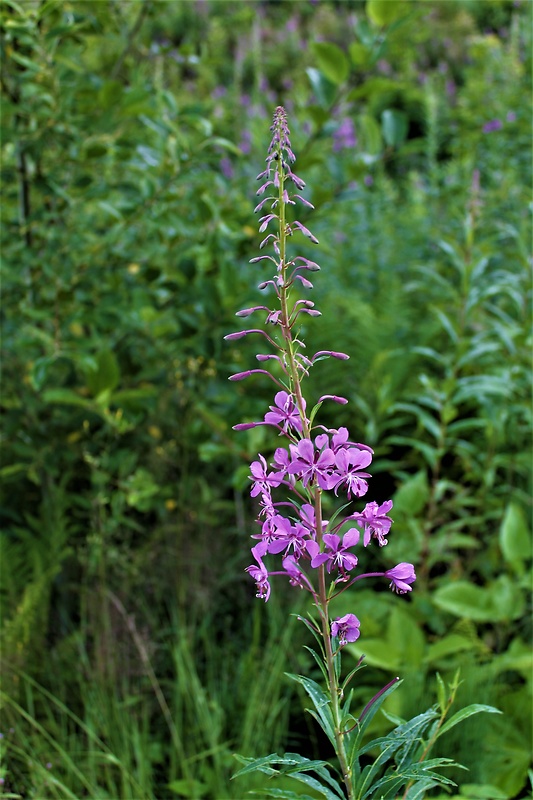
left=1, top=1, right=531, bottom=798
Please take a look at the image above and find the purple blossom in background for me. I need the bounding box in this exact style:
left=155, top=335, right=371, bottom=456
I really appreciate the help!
left=446, top=80, right=456, bottom=100
left=507, top=111, right=517, bottom=122
left=286, top=16, right=299, bottom=33
left=331, top=613, right=360, bottom=645
left=333, top=117, right=357, bottom=152
left=239, top=129, right=252, bottom=155
left=220, top=157, right=234, bottom=180
left=483, top=119, right=503, bottom=133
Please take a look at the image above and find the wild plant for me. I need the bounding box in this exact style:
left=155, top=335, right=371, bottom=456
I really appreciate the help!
left=228, top=107, right=498, bottom=800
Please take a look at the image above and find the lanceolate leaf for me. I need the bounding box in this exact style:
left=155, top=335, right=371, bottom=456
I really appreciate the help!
left=233, top=753, right=345, bottom=800
left=285, top=674, right=338, bottom=747
left=437, top=704, right=502, bottom=738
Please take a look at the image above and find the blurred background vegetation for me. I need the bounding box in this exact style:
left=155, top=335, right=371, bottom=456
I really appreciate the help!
left=0, top=0, right=531, bottom=798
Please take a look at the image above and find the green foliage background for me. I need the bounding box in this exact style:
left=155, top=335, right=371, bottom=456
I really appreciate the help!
left=1, top=1, right=531, bottom=798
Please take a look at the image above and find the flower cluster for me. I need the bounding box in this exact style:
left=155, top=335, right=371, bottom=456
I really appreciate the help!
left=226, top=107, right=415, bottom=643
left=243, top=423, right=412, bottom=605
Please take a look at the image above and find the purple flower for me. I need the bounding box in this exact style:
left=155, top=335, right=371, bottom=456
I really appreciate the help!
left=288, top=438, right=335, bottom=490
left=506, top=111, right=516, bottom=123
left=245, top=542, right=271, bottom=601
left=298, top=502, right=327, bottom=535
left=331, top=613, right=360, bottom=645
left=249, top=455, right=284, bottom=497
left=482, top=119, right=503, bottom=134
left=267, top=516, right=310, bottom=560
left=385, top=563, right=416, bottom=594
left=254, top=489, right=278, bottom=539
left=352, top=500, right=393, bottom=547
left=332, top=447, right=372, bottom=499
left=264, top=391, right=305, bottom=433
left=307, top=529, right=359, bottom=577
left=283, top=555, right=313, bottom=591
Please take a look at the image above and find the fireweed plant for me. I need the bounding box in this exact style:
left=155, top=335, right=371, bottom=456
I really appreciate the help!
left=228, top=108, right=499, bottom=800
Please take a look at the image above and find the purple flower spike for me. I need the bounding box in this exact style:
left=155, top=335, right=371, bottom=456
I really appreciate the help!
left=331, top=613, right=360, bottom=646
left=385, top=563, right=416, bottom=594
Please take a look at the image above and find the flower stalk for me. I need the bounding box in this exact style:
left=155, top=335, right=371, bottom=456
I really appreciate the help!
left=227, top=107, right=416, bottom=800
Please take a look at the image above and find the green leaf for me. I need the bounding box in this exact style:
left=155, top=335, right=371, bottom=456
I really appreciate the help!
left=97, top=200, right=123, bottom=221
left=425, top=634, right=477, bottom=665
left=41, top=388, right=98, bottom=412
left=306, top=67, right=337, bottom=109
left=452, top=375, right=513, bottom=404
left=432, top=307, right=458, bottom=343
left=386, top=436, right=438, bottom=469
left=9, top=51, right=41, bottom=72
left=456, top=785, right=508, bottom=800
left=86, top=350, right=120, bottom=396
left=433, top=577, right=524, bottom=622
left=392, top=403, right=442, bottom=442
left=392, top=471, right=430, bottom=516
left=435, top=673, right=446, bottom=714
left=285, top=674, right=337, bottom=747
left=349, top=42, right=370, bottom=67
left=232, top=753, right=345, bottom=800
left=310, top=42, right=349, bottom=85
left=357, top=112, right=383, bottom=155
left=499, top=502, right=530, bottom=568
left=167, top=779, right=209, bottom=797
left=199, top=136, right=243, bottom=156
left=437, top=704, right=502, bottom=738
left=366, top=0, right=405, bottom=26
left=0, top=463, right=27, bottom=480
left=381, top=109, right=409, bottom=148
left=250, top=790, right=317, bottom=800
left=31, top=355, right=55, bottom=391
